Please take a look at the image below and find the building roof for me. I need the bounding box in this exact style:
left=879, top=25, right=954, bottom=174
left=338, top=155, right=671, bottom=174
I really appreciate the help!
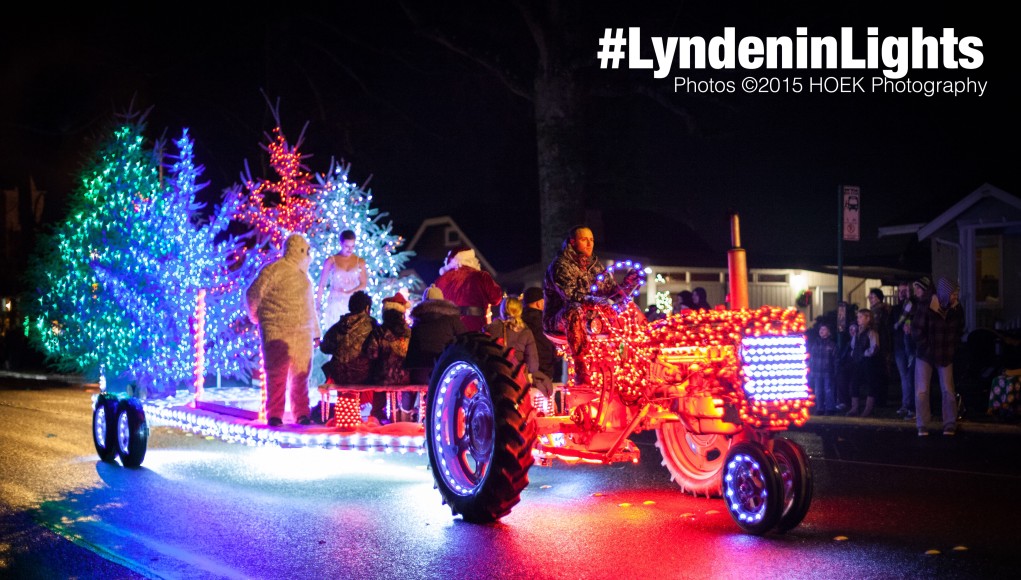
left=915, top=183, right=1021, bottom=241
left=878, top=182, right=1021, bottom=241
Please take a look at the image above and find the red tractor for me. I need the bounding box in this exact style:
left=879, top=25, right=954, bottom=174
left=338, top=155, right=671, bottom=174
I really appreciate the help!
left=424, top=216, right=814, bottom=534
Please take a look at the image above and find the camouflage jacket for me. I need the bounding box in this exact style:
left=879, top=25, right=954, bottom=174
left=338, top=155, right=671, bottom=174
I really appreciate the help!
left=542, top=243, right=618, bottom=333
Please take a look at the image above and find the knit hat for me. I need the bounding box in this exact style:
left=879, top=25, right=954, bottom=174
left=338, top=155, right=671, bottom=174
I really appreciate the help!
left=913, top=275, right=932, bottom=293
left=523, top=287, right=544, bottom=305
left=422, top=285, right=444, bottom=301
left=438, top=245, right=479, bottom=275
left=382, top=293, right=409, bottom=313
left=935, top=277, right=959, bottom=308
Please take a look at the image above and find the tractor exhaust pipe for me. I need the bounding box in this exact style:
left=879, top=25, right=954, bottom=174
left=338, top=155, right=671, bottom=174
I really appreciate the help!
left=727, top=212, right=749, bottom=309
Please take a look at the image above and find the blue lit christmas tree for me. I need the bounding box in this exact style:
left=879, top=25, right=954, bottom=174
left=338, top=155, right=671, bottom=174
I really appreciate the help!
left=309, top=158, right=418, bottom=327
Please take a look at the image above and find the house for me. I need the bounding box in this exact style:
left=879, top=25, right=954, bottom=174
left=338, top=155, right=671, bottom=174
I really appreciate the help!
left=401, top=215, right=500, bottom=288
left=879, top=183, right=1021, bottom=332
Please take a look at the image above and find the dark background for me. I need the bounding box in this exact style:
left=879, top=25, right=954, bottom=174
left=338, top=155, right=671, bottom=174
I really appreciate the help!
left=2, top=2, right=1015, bottom=274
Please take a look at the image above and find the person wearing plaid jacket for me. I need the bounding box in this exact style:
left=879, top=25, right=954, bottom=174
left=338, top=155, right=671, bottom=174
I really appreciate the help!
left=912, top=277, right=964, bottom=436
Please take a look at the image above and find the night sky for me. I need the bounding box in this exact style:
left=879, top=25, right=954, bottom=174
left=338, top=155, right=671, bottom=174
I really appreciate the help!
left=2, top=3, right=1015, bottom=273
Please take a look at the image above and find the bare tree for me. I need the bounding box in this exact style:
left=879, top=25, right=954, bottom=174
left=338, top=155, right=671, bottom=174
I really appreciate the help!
left=398, top=1, right=694, bottom=263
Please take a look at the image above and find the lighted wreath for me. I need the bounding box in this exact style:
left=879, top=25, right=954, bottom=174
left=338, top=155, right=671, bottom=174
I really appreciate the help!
left=795, top=289, right=813, bottom=308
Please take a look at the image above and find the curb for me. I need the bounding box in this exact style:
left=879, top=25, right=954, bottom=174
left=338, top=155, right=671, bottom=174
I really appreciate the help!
left=0, top=369, right=92, bottom=384
left=795, top=413, right=1021, bottom=436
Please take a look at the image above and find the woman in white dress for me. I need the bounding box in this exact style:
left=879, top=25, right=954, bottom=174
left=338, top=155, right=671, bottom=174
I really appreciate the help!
left=317, top=230, right=368, bottom=328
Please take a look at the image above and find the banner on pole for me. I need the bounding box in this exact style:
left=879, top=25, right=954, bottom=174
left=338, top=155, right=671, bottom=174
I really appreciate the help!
left=843, top=185, right=860, bottom=241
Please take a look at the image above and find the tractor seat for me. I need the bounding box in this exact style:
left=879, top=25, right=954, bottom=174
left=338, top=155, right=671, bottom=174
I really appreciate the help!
left=544, top=331, right=568, bottom=346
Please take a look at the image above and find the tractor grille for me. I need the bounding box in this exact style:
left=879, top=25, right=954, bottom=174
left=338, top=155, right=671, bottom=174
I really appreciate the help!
left=739, top=334, right=810, bottom=402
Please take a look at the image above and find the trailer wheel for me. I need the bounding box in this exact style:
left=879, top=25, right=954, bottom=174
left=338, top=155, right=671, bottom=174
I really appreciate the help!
left=115, top=398, right=149, bottom=468
left=655, top=421, right=747, bottom=497
left=426, top=332, right=537, bottom=522
left=769, top=437, right=813, bottom=532
left=92, top=394, right=119, bottom=463
left=722, top=441, right=783, bottom=535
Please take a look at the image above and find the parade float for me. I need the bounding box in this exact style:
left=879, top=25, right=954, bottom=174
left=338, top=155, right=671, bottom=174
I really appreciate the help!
left=92, top=213, right=814, bottom=535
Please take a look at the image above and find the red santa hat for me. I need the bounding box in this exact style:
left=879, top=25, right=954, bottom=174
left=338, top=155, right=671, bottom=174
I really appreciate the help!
left=439, top=245, right=478, bottom=275
left=382, top=293, right=409, bottom=313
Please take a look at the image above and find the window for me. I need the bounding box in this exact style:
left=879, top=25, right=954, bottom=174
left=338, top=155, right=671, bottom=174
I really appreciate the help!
left=757, top=273, right=788, bottom=283
left=444, top=227, right=462, bottom=247
left=690, top=272, right=722, bottom=282
left=975, top=234, right=1001, bottom=304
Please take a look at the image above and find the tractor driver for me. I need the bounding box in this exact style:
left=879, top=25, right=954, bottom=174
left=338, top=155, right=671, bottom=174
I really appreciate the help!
left=542, top=226, right=638, bottom=384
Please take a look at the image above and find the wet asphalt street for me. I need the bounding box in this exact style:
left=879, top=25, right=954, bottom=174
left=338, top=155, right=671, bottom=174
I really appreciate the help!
left=1, top=378, right=1020, bottom=579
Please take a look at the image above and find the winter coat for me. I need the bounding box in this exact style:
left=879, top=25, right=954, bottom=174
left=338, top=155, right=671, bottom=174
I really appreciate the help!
left=367, top=323, right=411, bottom=385
left=809, top=335, right=836, bottom=377
left=542, top=242, right=618, bottom=334
left=890, top=299, right=910, bottom=354
left=485, top=319, right=540, bottom=376
left=320, top=311, right=378, bottom=384
left=522, top=306, right=556, bottom=378
left=434, top=266, right=503, bottom=332
left=870, top=302, right=893, bottom=358
left=404, top=299, right=467, bottom=371
left=912, top=296, right=964, bottom=367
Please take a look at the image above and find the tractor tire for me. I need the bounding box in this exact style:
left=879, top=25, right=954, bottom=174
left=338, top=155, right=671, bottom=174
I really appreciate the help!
left=426, top=332, right=537, bottom=522
left=769, top=436, right=813, bottom=532
left=722, top=441, right=783, bottom=535
left=656, top=421, right=748, bottom=497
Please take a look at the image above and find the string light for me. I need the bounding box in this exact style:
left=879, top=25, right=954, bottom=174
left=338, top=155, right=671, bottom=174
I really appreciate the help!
left=562, top=304, right=812, bottom=434
left=138, top=390, right=426, bottom=454
left=28, top=118, right=418, bottom=406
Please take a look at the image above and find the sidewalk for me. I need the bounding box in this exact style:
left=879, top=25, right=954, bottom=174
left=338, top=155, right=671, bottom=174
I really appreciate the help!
left=798, top=399, right=1021, bottom=436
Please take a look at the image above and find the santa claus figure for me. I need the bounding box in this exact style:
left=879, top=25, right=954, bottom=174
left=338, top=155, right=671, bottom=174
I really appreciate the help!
left=433, top=245, right=503, bottom=332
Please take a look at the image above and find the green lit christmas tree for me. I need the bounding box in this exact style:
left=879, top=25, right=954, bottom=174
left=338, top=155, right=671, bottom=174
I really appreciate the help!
left=25, top=115, right=238, bottom=395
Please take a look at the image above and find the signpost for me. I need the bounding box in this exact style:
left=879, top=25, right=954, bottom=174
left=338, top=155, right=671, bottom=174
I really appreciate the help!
left=843, top=185, right=861, bottom=242
left=837, top=185, right=859, bottom=353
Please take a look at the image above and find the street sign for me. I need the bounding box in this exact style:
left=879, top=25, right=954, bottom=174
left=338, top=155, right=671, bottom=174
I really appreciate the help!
left=843, top=185, right=860, bottom=241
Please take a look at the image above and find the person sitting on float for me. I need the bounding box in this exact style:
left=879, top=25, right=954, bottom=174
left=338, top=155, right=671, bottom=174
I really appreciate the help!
left=541, top=225, right=643, bottom=384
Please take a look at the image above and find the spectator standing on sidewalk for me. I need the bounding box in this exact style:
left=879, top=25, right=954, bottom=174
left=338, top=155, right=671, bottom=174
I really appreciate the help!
left=913, top=277, right=964, bottom=436
left=890, top=282, right=915, bottom=418
left=810, top=322, right=838, bottom=415
left=673, top=290, right=695, bottom=313
left=847, top=309, right=881, bottom=417
left=834, top=320, right=857, bottom=412
left=691, top=287, right=712, bottom=310
left=868, top=288, right=893, bottom=407
left=521, top=286, right=559, bottom=383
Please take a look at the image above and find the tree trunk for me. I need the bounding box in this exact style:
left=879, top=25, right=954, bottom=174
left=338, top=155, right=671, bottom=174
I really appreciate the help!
left=534, top=61, right=587, bottom=265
